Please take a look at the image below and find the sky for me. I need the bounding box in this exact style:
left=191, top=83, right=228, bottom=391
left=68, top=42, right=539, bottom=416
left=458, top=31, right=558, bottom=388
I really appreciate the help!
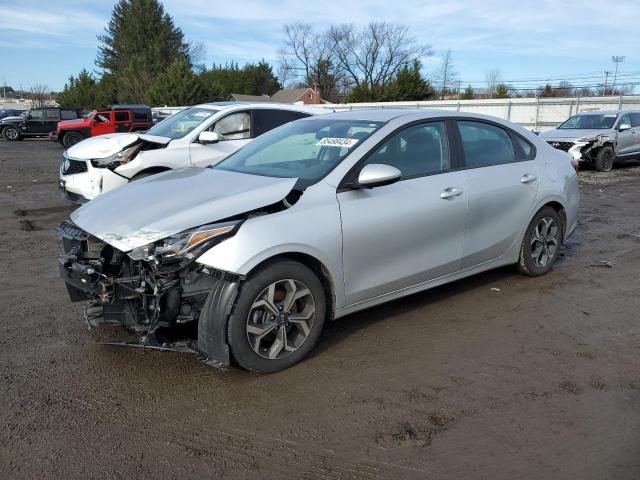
left=1, top=0, right=639, bottom=93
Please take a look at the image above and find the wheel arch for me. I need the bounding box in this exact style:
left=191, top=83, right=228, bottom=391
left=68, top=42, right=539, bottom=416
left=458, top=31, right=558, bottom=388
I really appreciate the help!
left=540, top=200, right=567, bottom=241
left=244, top=252, right=337, bottom=323
left=131, top=166, right=172, bottom=179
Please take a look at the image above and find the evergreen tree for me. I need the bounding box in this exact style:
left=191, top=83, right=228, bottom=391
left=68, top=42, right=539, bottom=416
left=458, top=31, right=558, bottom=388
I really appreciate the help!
left=57, top=69, right=102, bottom=108
left=97, top=0, right=190, bottom=102
left=241, top=61, right=281, bottom=96
left=346, top=59, right=435, bottom=102
left=383, top=59, right=435, bottom=101
left=494, top=84, right=510, bottom=98
left=199, top=61, right=281, bottom=100
left=461, top=85, right=474, bottom=99
left=146, top=58, right=208, bottom=106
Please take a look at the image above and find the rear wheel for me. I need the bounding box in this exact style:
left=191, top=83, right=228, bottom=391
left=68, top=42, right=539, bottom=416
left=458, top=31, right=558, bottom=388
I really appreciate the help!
left=518, top=206, right=562, bottom=277
left=3, top=126, right=21, bottom=141
left=227, top=260, right=326, bottom=373
left=594, top=146, right=614, bottom=172
left=62, top=131, right=84, bottom=148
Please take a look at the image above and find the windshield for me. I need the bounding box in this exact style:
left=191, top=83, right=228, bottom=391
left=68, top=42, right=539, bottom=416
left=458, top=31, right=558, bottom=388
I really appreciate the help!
left=145, top=107, right=217, bottom=139
left=214, top=118, right=384, bottom=187
left=558, top=113, right=618, bottom=129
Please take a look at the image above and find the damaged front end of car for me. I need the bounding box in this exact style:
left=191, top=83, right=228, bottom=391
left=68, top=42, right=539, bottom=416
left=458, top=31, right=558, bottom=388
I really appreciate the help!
left=567, top=134, right=614, bottom=164
left=57, top=219, right=243, bottom=367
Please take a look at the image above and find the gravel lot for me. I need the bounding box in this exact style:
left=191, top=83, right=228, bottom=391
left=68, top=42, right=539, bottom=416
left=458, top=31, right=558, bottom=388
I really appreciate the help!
left=1, top=139, right=640, bottom=479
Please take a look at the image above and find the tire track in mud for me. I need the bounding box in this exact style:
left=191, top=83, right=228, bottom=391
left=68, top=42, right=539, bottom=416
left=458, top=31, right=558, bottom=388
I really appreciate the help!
left=54, top=391, right=419, bottom=479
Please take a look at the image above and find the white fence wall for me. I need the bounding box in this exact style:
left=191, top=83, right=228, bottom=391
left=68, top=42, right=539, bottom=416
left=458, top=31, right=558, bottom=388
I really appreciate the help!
left=311, top=95, right=640, bottom=132
left=153, top=95, right=640, bottom=132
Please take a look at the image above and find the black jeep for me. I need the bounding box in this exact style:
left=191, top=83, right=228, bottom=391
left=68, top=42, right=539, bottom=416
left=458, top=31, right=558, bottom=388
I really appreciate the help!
left=1, top=106, right=84, bottom=141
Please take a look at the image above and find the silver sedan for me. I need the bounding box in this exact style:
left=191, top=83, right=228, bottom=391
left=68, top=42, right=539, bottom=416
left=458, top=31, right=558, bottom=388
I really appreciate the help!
left=58, top=109, right=580, bottom=373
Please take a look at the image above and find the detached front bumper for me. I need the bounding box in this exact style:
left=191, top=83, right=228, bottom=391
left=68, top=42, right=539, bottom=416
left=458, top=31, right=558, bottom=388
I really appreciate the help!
left=59, top=156, right=129, bottom=205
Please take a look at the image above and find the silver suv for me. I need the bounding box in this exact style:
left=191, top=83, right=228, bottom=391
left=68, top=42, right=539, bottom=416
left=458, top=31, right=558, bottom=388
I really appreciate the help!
left=541, top=110, right=640, bottom=171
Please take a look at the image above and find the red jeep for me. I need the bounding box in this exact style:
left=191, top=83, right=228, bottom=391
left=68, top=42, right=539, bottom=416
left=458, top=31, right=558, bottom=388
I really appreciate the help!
left=53, top=104, right=153, bottom=147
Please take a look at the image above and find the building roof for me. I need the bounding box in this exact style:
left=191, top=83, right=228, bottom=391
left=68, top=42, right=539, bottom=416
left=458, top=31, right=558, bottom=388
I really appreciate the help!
left=228, top=93, right=271, bottom=102
left=271, top=88, right=315, bottom=104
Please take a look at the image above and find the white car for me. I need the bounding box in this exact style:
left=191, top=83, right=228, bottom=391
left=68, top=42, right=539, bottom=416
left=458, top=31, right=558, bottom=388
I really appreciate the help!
left=58, top=102, right=325, bottom=204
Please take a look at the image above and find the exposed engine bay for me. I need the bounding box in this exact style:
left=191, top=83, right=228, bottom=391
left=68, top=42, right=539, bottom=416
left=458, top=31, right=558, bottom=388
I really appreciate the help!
left=58, top=221, right=222, bottom=342
left=57, top=188, right=303, bottom=366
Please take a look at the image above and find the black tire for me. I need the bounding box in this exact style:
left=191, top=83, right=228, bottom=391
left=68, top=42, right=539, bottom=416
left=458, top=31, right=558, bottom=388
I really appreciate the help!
left=62, top=131, right=84, bottom=148
left=518, top=206, right=563, bottom=277
left=594, top=146, right=614, bottom=172
left=2, top=126, right=21, bottom=141
left=227, top=260, right=326, bottom=373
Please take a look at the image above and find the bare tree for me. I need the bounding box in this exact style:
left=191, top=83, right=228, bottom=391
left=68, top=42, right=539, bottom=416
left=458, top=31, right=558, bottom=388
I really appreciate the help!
left=328, top=22, right=431, bottom=90
left=485, top=68, right=501, bottom=97
left=279, top=23, right=344, bottom=102
left=28, top=84, right=51, bottom=108
left=555, top=81, right=573, bottom=97
left=432, top=49, right=458, bottom=99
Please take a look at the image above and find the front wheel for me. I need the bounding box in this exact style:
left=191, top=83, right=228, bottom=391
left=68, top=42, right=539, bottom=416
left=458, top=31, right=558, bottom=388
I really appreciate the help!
left=62, top=131, right=84, bottom=148
left=2, top=126, right=21, bottom=141
left=595, top=146, right=614, bottom=172
left=227, top=260, right=326, bottom=373
left=517, top=207, right=562, bottom=277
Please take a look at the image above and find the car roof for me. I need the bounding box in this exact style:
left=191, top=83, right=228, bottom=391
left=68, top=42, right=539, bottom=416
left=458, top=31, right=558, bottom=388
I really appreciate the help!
left=576, top=109, right=640, bottom=116
left=304, top=108, right=515, bottom=123
left=192, top=102, right=328, bottom=115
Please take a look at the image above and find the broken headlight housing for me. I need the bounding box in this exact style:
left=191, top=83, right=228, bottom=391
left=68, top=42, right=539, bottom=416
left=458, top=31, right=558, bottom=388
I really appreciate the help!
left=91, top=145, right=141, bottom=169
left=128, top=220, right=242, bottom=265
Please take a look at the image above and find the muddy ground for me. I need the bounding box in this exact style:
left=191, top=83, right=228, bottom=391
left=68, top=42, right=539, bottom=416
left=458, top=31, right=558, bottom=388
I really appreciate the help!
left=1, top=139, right=639, bottom=479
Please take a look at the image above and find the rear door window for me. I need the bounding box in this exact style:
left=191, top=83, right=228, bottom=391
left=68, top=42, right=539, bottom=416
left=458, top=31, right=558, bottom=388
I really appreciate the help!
left=60, top=110, right=78, bottom=120
left=44, top=110, right=59, bottom=120
left=458, top=121, right=516, bottom=168
left=253, top=109, right=311, bottom=137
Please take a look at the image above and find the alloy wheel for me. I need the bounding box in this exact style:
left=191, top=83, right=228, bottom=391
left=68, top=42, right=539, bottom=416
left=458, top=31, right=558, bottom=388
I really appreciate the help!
left=246, top=279, right=316, bottom=360
left=530, top=216, right=558, bottom=268
left=5, top=127, right=18, bottom=140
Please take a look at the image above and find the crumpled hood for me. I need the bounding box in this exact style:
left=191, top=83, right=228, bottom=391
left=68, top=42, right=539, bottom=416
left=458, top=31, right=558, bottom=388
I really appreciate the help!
left=66, top=133, right=140, bottom=159
left=540, top=128, right=610, bottom=142
left=71, top=168, right=297, bottom=252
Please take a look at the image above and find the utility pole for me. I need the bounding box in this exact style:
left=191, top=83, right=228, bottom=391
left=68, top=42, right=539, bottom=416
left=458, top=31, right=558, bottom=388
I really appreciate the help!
left=611, top=56, right=625, bottom=93
left=603, top=71, right=611, bottom=95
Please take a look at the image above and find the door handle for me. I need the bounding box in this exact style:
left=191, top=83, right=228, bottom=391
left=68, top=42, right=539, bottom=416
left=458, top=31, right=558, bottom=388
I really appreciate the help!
left=520, top=173, right=537, bottom=184
left=440, top=187, right=463, bottom=199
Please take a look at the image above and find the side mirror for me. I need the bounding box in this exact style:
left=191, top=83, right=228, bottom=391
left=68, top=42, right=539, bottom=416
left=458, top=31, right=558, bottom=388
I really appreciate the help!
left=198, top=131, right=219, bottom=144
left=351, top=164, right=401, bottom=189
left=619, top=123, right=632, bottom=131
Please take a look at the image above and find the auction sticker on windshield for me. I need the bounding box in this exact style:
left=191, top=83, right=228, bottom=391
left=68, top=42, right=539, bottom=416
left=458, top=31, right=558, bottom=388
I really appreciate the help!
left=316, top=137, right=359, bottom=148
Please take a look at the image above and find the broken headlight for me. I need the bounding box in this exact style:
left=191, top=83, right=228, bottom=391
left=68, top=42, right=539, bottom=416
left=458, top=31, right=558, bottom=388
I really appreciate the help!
left=128, top=220, right=241, bottom=265
left=91, top=145, right=141, bottom=168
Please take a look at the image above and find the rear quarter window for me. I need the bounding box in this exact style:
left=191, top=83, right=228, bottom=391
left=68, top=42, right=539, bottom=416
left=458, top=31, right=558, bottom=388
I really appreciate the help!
left=253, top=109, right=311, bottom=137
left=60, top=110, right=78, bottom=120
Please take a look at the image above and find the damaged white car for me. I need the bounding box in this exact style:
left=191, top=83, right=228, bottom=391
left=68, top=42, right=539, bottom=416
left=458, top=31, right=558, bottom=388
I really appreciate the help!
left=58, top=102, right=323, bottom=204
left=541, top=110, right=640, bottom=171
left=58, top=110, right=579, bottom=373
